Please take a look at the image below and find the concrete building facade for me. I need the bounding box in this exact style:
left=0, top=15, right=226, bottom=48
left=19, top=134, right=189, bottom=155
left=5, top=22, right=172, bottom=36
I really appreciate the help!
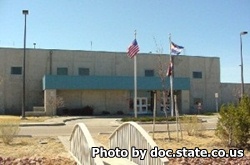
left=0, top=47, right=247, bottom=116
left=220, top=83, right=250, bottom=105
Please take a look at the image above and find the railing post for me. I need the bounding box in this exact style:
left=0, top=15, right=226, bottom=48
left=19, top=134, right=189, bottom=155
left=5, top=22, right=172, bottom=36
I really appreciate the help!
left=109, top=122, right=169, bottom=165
left=69, top=123, right=104, bottom=165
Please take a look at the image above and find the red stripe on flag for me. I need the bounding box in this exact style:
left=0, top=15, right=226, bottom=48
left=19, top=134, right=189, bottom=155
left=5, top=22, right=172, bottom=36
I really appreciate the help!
left=166, top=61, right=173, bottom=77
left=127, top=39, right=139, bottom=58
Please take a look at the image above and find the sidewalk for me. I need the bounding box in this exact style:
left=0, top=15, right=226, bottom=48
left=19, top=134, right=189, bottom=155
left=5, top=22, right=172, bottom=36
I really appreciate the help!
left=19, top=116, right=90, bottom=127
left=19, top=114, right=219, bottom=127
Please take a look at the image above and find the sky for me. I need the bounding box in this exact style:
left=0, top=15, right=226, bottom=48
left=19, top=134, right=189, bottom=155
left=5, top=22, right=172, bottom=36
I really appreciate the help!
left=0, top=0, right=249, bottom=83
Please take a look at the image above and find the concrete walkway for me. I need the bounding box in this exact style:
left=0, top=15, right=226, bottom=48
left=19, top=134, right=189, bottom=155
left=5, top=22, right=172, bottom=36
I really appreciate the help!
left=19, top=115, right=219, bottom=147
left=20, top=115, right=218, bottom=160
left=19, top=114, right=219, bottom=127
left=17, top=115, right=218, bottom=164
left=19, top=116, right=90, bottom=126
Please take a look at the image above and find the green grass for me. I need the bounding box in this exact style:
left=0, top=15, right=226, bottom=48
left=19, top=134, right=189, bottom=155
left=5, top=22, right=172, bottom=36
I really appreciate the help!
left=121, top=116, right=176, bottom=122
left=200, top=112, right=217, bottom=116
left=121, top=115, right=208, bottom=123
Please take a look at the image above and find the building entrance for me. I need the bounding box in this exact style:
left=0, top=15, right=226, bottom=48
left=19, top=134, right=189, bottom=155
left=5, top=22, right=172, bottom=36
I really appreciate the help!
left=137, top=97, right=148, bottom=113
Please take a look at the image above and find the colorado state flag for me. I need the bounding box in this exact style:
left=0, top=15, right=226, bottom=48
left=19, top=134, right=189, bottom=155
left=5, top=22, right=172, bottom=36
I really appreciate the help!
left=171, top=42, right=184, bottom=55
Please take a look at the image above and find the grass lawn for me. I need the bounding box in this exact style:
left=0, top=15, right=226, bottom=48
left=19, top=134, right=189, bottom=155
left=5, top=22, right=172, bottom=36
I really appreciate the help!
left=0, top=116, right=52, bottom=122
left=93, top=130, right=250, bottom=155
left=0, top=136, right=75, bottom=164
left=0, top=136, right=68, bottom=158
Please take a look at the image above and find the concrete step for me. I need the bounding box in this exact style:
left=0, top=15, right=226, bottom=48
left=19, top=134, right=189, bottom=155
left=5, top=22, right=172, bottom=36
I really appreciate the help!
left=25, top=111, right=46, bottom=117
left=33, top=106, right=45, bottom=112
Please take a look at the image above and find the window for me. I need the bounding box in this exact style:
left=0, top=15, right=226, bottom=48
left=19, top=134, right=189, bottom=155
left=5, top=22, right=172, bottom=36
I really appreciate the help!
left=11, top=67, right=22, bottom=75
left=145, top=69, right=154, bottom=77
left=57, top=67, right=68, bottom=75
left=193, top=71, right=202, bottom=79
left=79, top=68, right=90, bottom=76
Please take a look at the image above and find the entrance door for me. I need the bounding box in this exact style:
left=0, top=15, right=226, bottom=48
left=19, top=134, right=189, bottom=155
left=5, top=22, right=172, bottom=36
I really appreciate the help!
left=137, top=97, right=148, bottom=113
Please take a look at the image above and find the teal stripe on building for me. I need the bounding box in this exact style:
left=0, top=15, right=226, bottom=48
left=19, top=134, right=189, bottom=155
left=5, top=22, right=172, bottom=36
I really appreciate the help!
left=43, top=75, right=190, bottom=90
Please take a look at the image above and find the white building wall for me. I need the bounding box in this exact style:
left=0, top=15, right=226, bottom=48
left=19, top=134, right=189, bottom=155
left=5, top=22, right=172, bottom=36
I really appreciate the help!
left=187, top=56, right=220, bottom=113
left=57, top=90, right=129, bottom=115
left=0, top=47, right=222, bottom=115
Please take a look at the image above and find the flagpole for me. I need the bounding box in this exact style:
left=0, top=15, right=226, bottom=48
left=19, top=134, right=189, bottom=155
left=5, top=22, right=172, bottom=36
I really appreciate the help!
left=169, top=33, right=174, bottom=117
left=134, top=30, right=137, bottom=118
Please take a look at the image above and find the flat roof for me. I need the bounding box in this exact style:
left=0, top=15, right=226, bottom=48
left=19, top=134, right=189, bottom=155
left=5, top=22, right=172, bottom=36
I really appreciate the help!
left=0, top=47, right=219, bottom=59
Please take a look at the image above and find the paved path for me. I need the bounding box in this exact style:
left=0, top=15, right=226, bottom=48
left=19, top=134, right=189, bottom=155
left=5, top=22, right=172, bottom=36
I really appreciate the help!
left=19, top=118, right=119, bottom=136
left=19, top=115, right=218, bottom=137
left=18, top=115, right=218, bottom=163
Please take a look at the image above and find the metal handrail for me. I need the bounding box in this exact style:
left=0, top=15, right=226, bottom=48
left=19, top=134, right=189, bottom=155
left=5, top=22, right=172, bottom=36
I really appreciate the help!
left=69, top=123, right=104, bottom=165
left=109, top=122, right=169, bottom=165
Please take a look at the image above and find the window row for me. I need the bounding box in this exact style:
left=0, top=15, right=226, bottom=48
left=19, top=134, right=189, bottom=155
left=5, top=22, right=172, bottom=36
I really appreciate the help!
left=10, top=67, right=203, bottom=79
left=144, top=70, right=203, bottom=79
left=56, top=67, right=90, bottom=76
left=10, top=67, right=90, bottom=76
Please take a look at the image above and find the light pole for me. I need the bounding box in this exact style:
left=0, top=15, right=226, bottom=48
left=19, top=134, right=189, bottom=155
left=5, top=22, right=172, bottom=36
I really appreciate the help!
left=21, top=10, right=28, bottom=119
left=240, top=31, right=248, bottom=98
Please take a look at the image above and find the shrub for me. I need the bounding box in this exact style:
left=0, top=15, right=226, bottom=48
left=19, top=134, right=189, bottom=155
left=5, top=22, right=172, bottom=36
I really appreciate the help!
left=181, top=115, right=205, bottom=136
left=116, top=111, right=124, bottom=115
left=82, top=106, right=94, bottom=115
left=0, top=118, right=20, bottom=144
left=57, top=107, right=69, bottom=116
left=63, top=106, right=94, bottom=116
left=201, top=112, right=215, bottom=116
left=102, top=111, right=110, bottom=115
left=216, top=96, right=250, bottom=147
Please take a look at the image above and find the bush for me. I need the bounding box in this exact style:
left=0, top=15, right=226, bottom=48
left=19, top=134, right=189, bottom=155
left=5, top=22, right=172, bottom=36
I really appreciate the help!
left=57, top=107, right=69, bottom=116
left=216, top=96, right=250, bottom=147
left=116, top=111, right=124, bottom=115
left=57, top=106, right=94, bottom=116
left=201, top=112, right=215, bottom=116
left=0, top=118, right=20, bottom=144
left=181, top=115, right=205, bottom=136
left=82, top=106, right=94, bottom=115
left=102, top=111, right=110, bottom=115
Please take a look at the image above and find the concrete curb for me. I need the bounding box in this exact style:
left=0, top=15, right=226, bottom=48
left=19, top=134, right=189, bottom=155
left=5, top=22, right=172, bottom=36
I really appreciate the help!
left=19, top=116, right=212, bottom=127
left=147, top=127, right=216, bottom=133
left=116, top=119, right=207, bottom=125
left=19, top=117, right=87, bottom=127
left=19, top=122, right=65, bottom=127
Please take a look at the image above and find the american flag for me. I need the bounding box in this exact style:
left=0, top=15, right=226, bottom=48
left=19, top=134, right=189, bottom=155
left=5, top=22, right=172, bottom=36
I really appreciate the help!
left=127, top=39, right=139, bottom=58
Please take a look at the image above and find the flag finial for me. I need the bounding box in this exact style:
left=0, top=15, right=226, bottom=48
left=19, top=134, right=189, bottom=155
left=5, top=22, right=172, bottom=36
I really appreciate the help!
left=134, top=30, right=137, bottom=39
